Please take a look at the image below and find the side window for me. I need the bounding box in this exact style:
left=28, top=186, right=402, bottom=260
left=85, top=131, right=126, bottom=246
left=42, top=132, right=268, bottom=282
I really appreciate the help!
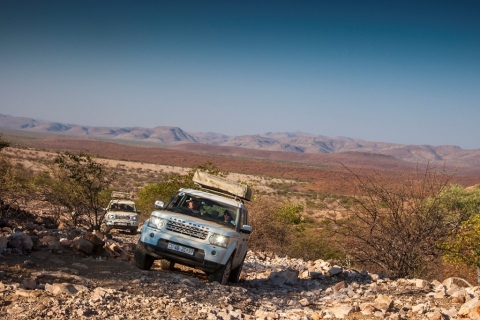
left=165, top=193, right=183, bottom=210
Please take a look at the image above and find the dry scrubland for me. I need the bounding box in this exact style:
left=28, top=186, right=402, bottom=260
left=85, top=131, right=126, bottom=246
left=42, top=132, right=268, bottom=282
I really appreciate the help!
left=5, top=135, right=480, bottom=220
left=4, top=135, right=480, bottom=227
left=4, top=137, right=480, bottom=319
left=7, top=135, right=480, bottom=190
left=2, top=146, right=298, bottom=195
left=1, top=145, right=333, bottom=220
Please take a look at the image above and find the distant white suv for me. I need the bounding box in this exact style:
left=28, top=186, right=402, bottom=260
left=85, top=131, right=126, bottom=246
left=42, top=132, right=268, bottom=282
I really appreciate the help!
left=134, top=170, right=253, bottom=285
left=104, top=191, right=140, bottom=234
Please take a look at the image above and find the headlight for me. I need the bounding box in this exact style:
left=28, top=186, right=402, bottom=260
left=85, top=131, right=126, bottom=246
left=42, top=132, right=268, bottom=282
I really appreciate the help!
left=131, top=215, right=138, bottom=220
left=209, top=234, right=229, bottom=248
left=108, top=214, right=114, bottom=219
left=147, top=216, right=166, bottom=230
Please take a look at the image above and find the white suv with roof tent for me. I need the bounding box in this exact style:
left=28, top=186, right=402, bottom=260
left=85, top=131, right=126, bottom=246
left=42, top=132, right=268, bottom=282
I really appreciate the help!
left=134, top=170, right=253, bottom=285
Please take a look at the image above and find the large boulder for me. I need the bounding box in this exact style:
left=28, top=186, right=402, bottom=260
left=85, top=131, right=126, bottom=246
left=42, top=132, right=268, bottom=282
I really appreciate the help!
left=459, top=297, right=480, bottom=319
left=8, top=232, right=33, bottom=252
left=268, top=269, right=299, bottom=285
left=71, top=236, right=94, bottom=254
left=84, top=231, right=105, bottom=254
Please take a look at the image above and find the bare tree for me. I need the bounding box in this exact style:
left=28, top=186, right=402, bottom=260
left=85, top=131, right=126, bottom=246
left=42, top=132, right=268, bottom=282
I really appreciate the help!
left=327, top=164, right=456, bottom=278
left=52, top=152, right=112, bottom=230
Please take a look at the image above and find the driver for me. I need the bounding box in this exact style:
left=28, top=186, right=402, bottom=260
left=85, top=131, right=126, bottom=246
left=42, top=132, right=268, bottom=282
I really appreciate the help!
left=186, top=199, right=200, bottom=214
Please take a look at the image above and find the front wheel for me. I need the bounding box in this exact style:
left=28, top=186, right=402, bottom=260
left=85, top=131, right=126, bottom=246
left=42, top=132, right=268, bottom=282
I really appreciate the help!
left=229, top=254, right=246, bottom=283
left=133, top=241, right=154, bottom=270
left=208, top=257, right=232, bottom=285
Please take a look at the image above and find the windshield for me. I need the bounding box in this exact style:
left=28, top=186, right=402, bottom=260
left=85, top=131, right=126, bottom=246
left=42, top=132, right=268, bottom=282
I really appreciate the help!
left=110, top=201, right=135, bottom=212
left=164, top=191, right=239, bottom=229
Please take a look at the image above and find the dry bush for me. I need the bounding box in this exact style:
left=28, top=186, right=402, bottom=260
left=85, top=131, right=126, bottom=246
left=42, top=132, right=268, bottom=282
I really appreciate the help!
left=248, top=197, right=312, bottom=256
left=327, top=164, right=457, bottom=278
left=248, top=197, right=296, bottom=255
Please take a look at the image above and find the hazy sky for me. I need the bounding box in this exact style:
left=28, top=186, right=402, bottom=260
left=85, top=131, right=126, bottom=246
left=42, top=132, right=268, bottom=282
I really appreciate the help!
left=1, top=1, right=479, bottom=149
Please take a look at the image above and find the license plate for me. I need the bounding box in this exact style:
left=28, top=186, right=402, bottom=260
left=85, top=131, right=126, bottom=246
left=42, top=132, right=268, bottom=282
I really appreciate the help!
left=167, top=243, right=194, bottom=255
left=115, top=222, right=128, bottom=226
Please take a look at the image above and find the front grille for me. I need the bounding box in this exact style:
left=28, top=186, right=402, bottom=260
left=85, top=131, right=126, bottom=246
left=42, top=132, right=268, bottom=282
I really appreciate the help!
left=115, top=215, right=131, bottom=220
left=166, top=221, right=208, bottom=240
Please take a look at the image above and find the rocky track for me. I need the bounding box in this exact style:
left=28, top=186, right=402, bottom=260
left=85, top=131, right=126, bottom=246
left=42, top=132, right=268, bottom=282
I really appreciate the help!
left=1, top=226, right=480, bottom=319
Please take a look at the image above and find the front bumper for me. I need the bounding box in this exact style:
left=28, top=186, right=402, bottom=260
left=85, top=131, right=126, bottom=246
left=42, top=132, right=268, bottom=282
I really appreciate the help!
left=142, top=240, right=220, bottom=273
left=139, top=224, right=229, bottom=273
left=106, top=220, right=139, bottom=229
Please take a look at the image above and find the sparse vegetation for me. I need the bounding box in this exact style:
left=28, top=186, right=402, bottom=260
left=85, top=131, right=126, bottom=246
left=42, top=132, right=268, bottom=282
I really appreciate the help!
left=325, top=164, right=475, bottom=279
left=439, top=184, right=480, bottom=283
left=2, top=137, right=480, bottom=283
left=47, top=152, right=113, bottom=230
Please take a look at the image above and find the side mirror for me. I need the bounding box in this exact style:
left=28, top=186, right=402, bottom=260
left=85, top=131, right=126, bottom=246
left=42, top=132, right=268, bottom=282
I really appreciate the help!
left=136, top=210, right=141, bottom=214
left=154, top=200, right=165, bottom=209
left=240, top=225, right=252, bottom=234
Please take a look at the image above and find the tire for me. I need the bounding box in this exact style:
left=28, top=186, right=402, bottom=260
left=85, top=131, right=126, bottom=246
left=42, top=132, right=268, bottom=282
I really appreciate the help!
left=133, top=241, right=154, bottom=270
left=208, top=257, right=232, bottom=285
left=159, top=259, right=175, bottom=271
left=130, top=228, right=137, bottom=235
left=229, top=254, right=246, bottom=283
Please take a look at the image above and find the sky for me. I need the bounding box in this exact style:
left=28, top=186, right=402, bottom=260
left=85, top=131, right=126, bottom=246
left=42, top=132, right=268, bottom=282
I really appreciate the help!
left=1, top=1, right=479, bottom=149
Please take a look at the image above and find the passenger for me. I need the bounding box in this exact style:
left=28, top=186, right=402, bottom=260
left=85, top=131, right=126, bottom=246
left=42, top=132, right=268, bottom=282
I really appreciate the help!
left=223, top=210, right=235, bottom=225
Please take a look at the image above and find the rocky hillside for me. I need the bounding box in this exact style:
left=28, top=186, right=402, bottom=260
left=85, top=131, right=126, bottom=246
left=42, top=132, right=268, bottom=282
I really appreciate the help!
left=1, top=113, right=479, bottom=168
left=1, top=210, right=480, bottom=319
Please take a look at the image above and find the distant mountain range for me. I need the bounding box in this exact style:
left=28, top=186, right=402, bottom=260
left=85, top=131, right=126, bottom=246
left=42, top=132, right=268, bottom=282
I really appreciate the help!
left=1, top=113, right=479, bottom=168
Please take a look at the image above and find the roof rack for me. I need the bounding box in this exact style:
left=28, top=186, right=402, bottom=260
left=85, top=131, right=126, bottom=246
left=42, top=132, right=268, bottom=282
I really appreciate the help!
left=193, top=183, right=243, bottom=202
left=111, top=191, right=134, bottom=200
left=192, top=170, right=253, bottom=201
